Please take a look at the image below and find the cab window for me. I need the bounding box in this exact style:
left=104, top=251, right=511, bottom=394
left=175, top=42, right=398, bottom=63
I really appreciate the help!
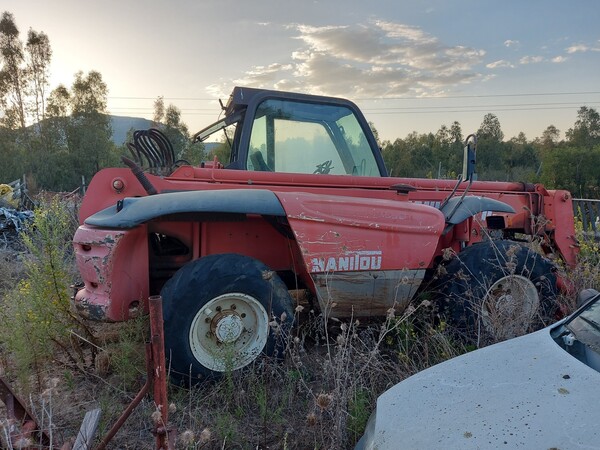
left=248, top=99, right=380, bottom=176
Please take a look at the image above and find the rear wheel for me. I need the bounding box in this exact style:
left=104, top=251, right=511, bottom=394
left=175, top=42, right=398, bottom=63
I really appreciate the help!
left=161, top=253, right=294, bottom=384
left=436, top=240, right=558, bottom=344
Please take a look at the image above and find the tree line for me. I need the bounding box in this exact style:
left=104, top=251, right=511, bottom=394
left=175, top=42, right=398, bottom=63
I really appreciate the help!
left=380, top=107, right=600, bottom=198
left=1, top=11, right=599, bottom=198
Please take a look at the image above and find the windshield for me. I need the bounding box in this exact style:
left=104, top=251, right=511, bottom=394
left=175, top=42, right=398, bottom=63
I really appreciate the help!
left=192, top=110, right=244, bottom=143
left=566, top=293, right=600, bottom=353
left=247, top=99, right=380, bottom=176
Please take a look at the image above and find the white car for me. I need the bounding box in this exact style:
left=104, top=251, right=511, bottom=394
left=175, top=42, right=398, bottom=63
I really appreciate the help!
left=356, top=289, right=600, bottom=449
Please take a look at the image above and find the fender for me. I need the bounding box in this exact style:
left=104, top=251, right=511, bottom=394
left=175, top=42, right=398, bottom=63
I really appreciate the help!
left=275, top=191, right=446, bottom=318
left=440, top=196, right=515, bottom=225
left=84, top=189, right=286, bottom=229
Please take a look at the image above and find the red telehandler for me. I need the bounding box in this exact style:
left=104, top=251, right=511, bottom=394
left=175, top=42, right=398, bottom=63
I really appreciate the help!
left=73, top=87, right=578, bottom=383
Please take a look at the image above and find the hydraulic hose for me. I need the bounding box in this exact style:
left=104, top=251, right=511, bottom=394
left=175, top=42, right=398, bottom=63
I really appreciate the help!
left=121, top=156, right=158, bottom=195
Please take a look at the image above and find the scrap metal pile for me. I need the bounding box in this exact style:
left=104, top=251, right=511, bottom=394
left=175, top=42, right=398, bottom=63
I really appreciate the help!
left=0, top=208, right=33, bottom=233
left=0, top=182, right=34, bottom=249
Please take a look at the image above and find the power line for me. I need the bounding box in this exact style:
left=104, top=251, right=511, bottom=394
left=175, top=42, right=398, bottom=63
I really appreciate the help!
left=109, top=103, right=600, bottom=116
left=109, top=107, right=216, bottom=111
left=355, top=91, right=600, bottom=101
left=107, top=90, right=600, bottom=102
left=110, top=101, right=597, bottom=111
left=361, top=101, right=600, bottom=112
left=108, top=96, right=215, bottom=101
left=366, top=105, right=600, bottom=115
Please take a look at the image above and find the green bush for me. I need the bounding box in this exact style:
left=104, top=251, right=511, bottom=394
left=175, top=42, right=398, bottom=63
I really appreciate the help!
left=0, top=198, right=95, bottom=385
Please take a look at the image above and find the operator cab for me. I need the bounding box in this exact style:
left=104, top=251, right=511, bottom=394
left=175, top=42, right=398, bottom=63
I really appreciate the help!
left=193, top=87, right=387, bottom=177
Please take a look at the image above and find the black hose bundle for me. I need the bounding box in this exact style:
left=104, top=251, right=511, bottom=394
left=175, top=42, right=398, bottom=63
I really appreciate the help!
left=127, top=128, right=175, bottom=174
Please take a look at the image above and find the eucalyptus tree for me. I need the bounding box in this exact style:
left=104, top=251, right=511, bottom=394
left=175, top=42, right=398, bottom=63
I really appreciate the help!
left=26, top=29, right=52, bottom=126
left=151, top=98, right=204, bottom=165
left=66, top=71, right=116, bottom=184
left=566, top=106, right=600, bottom=149
left=476, top=113, right=507, bottom=180
left=0, top=11, right=26, bottom=129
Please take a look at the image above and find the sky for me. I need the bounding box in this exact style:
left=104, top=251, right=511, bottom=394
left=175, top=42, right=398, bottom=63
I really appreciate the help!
left=3, top=0, right=600, bottom=142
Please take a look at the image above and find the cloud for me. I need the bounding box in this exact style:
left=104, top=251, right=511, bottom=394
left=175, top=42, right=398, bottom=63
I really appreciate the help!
left=504, top=39, right=520, bottom=48
left=486, top=60, right=514, bottom=69
left=519, top=56, right=544, bottom=64
left=566, top=44, right=589, bottom=53
left=551, top=56, right=567, bottom=63
left=209, top=20, right=486, bottom=99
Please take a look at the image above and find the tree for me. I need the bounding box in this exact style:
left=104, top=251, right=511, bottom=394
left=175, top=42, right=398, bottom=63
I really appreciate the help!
left=0, top=11, right=26, bottom=128
left=26, top=29, right=52, bottom=125
left=46, top=84, right=70, bottom=118
left=381, top=138, right=409, bottom=177
left=540, top=145, right=600, bottom=198
left=153, top=96, right=165, bottom=126
left=539, top=125, right=560, bottom=150
left=566, top=106, right=600, bottom=148
left=450, top=121, right=463, bottom=143
left=431, top=123, right=463, bottom=178
left=209, top=140, right=232, bottom=165
left=476, top=114, right=506, bottom=179
left=63, top=71, right=116, bottom=188
left=477, top=113, right=504, bottom=142
left=151, top=99, right=204, bottom=165
left=0, top=126, right=23, bottom=182
left=71, top=70, right=107, bottom=115
left=504, top=133, right=538, bottom=181
left=369, top=121, right=380, bottom=146
left=43, top=84, right=70, bottom=153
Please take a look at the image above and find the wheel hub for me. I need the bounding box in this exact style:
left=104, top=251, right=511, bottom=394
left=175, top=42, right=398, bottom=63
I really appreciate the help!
left=482, top=274, right=540, bottom=339
left=212, top=313, right=244, bottom=343
left=188, top=292, right=270, bottom=372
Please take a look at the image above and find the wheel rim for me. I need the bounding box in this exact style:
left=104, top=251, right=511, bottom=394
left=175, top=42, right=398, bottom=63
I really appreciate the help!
left=188, top=293, right=269, bottom=372
left=481, top=274, right=540, bottom=340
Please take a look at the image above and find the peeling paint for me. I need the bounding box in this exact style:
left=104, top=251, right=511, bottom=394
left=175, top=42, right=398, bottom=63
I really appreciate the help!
left=75, top=299, right=109, bottom=321
left=290, top=212, right=326, bottom=222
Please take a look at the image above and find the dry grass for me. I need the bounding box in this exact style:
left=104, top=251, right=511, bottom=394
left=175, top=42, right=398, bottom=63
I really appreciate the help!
left=0, top=292, right=458, bottom=449
left=0, top=248, right=25, bottom=292
left=0, top=204, right=597, bottom=448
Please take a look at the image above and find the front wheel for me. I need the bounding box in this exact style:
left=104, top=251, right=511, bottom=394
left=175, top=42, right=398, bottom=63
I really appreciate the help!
left=161, top=254, right=294, bottom=384
left=436, top=240, right=558, bottom=344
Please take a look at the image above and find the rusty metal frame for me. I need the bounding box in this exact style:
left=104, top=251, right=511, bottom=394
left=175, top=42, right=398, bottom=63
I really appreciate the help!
left=0, top=376, right=50, bottom=448
left=97, top=295, right=175, bottom=449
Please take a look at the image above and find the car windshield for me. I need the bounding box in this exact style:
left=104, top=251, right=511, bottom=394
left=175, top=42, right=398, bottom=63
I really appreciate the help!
left=566, top=293, right=600, bottom=353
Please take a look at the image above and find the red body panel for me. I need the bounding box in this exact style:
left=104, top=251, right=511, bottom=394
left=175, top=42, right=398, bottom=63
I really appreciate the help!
left=276, top=191, right=444, bottom=316
left=74, top=225, right=148, bottom=321
left=74, top=164, right=578, bottom=322
left=277, top=191, right=445, bottom=271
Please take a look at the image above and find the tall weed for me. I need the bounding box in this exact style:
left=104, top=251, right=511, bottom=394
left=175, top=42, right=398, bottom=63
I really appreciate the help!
left=0, top=198, right=95, bottom=386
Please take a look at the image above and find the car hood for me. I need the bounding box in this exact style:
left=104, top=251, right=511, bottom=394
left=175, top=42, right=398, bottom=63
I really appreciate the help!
left=360, top=326, right=600, bottom=449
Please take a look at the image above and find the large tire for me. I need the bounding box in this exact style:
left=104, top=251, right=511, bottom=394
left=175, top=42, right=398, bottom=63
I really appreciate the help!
left=161, top=253, right=294, bottom=384
left=436, top=240, right=558, bottom=344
